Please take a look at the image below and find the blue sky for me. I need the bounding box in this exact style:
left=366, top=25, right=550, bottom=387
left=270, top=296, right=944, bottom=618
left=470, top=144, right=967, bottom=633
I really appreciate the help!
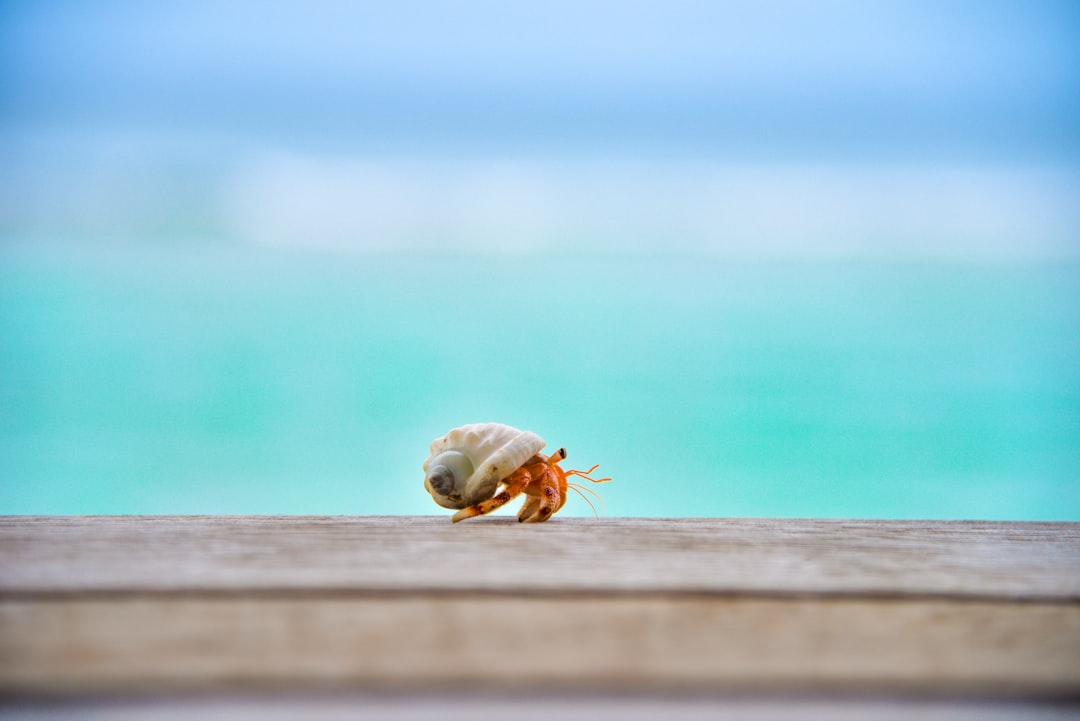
left=3, top=0, right=1078, bottom=159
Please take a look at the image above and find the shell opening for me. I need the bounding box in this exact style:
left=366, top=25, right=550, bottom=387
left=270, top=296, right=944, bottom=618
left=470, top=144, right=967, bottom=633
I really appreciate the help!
left=427, top=465, right=455, bottom=495
left=425, top=450, right=474, bottom=497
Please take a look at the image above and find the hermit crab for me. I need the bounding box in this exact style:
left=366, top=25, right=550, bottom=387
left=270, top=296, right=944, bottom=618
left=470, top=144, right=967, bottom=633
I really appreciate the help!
left=423, top=422, right=611, bottom=523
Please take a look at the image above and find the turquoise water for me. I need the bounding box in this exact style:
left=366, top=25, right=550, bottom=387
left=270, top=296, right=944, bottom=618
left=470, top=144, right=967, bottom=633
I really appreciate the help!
left=1, top=243, right=1078, bottom=519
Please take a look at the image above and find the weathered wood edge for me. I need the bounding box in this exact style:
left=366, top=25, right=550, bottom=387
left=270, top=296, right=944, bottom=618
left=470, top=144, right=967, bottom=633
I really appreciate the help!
left=2, top=516, right=1078, bottom=601
left=3, top=595, right=1079, bottom=696
left=3, top=694, right=1079, bottom=719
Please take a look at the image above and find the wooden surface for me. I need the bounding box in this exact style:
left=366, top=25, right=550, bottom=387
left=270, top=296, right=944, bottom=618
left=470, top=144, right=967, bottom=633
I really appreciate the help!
left=1, top=516, right=1079, bottom=712
left=3, top=516, right=1077, bottom=599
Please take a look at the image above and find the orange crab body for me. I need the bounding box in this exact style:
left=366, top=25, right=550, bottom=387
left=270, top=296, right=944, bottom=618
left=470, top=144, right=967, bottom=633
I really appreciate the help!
left=422, top=423, right=610, bottom=523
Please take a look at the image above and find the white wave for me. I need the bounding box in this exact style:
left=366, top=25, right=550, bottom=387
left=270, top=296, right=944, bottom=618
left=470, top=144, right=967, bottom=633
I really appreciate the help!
left=224, top=152, right=1080, bottom=260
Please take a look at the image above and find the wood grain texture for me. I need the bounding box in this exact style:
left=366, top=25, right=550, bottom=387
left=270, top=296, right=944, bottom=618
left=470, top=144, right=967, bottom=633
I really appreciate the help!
left=4, top=695, right=1079, bottom=721
left=0, top=516, right=1078, bottom=699
left=2, top=596, right=1078, bottom=695
left=2, top=516, right=1078, bottom=600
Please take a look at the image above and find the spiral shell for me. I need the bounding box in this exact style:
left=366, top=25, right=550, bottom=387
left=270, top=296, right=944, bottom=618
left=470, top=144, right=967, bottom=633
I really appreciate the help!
left=423, top=423, right=545, bottom=510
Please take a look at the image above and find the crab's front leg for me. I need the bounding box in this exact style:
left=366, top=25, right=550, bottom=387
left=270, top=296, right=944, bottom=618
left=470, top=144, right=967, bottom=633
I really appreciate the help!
left=519, top=465, right=563, bottom=523
left=517, top=449, right=567, bottom=523
left=451, top=466, right=531, bottom=523
left=517, top=494, right=540, bottom=523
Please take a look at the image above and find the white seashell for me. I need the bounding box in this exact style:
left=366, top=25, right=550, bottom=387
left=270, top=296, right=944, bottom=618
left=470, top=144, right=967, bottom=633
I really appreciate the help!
left=423, top=423, right=545, bottom=510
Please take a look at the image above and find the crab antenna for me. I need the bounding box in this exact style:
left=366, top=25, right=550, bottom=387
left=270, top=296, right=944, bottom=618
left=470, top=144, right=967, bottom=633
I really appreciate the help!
left=568, top=483, right=601, bottom=518
left=568, top=481, right=604, bottom=503
left=565, top=464, right=612, bottom=484
left=568, top=481, right=607, bottom=515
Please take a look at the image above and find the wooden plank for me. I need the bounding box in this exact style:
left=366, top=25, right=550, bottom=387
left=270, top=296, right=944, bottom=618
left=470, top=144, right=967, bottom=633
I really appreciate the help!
left=2, top=516, right=1078, bottom=600
left=2, top=596, right=1078, bottom=696
left=3, top=695, right=1079, bottom=721
left=1, top=516, right=1078, bottom=700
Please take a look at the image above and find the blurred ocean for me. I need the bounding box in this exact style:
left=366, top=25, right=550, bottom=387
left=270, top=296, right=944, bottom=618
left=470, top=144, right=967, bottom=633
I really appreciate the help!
left=2, top=241, right=1078, bottom=519
left=2, top=1, right=1079, bottom=518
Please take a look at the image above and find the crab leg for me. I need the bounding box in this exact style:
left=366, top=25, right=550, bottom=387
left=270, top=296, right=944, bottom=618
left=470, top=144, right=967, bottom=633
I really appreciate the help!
left=451, top=467, right=531, bottom=523
left=514, top=446, right=565, bottom=520
left=517, top=495, right=541, bottom=522
left=516, top=462, right=549, bottom=523
left=520, top=466, right=563, bottom=523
